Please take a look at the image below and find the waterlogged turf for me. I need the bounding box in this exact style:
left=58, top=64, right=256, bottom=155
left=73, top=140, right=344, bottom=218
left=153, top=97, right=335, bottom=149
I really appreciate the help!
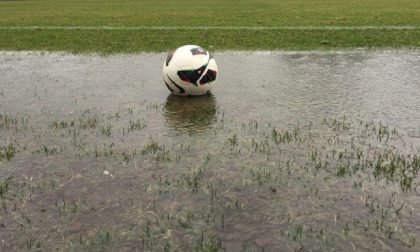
left=0, top=0, right=420, bottom=52
left=1, top=51, right=420, bottom=250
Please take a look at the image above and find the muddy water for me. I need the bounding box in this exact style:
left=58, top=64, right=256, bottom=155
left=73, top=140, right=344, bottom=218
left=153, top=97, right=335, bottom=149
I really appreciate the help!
left=0, top=51, right=420, bottom=251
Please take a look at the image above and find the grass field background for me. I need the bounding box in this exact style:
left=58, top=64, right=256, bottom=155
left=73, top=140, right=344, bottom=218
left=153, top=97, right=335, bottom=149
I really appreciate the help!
left=0, top=0, right=419, bottom=52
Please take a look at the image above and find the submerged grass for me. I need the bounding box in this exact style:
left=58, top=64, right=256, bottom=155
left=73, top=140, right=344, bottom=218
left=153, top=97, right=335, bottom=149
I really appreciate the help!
left=1, top=106, right=419, bottom=250
left=0, top=0, right=420, bottom=52
left=0, top=143, right=16, bottom=162
left=1, top=73, right=419, bottom=249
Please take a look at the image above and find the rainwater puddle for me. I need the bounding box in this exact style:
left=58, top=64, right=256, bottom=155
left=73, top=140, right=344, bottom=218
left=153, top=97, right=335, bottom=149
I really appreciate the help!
left=0, top=51, right=419, bottom=251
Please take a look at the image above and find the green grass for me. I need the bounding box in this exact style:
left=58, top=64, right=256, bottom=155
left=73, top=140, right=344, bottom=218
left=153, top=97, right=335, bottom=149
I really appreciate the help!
left=0, top=0, right=420, bottom=52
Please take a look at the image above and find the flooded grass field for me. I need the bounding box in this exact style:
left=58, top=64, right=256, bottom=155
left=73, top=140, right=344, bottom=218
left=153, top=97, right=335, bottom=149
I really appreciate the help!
left=0, top=51, right=420, bottom=251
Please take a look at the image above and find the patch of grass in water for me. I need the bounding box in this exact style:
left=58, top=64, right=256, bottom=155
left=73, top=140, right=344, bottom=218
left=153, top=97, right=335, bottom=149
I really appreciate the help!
left=141, top=140, right=171, bottom=161
left=0, top=143, right=16, bottom=161
left=128, top=119, right=146, bottom=132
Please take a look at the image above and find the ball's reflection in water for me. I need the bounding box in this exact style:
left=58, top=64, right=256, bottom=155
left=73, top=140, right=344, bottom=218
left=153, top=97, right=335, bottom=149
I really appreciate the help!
left=163, top=94, right=217, bottom=134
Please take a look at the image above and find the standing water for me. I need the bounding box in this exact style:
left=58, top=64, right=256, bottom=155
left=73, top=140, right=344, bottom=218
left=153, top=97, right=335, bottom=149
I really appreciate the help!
left=0, top=51, right=419, bottom=251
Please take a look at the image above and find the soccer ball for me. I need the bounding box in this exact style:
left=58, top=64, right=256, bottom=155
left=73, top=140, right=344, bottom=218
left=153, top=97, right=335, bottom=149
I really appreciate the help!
left=162, top=45, right=218, bottom=96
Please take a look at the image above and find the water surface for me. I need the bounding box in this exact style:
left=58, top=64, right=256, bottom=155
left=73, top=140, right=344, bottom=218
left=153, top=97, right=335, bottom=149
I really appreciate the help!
left=0, top=51, right=419, bottom=251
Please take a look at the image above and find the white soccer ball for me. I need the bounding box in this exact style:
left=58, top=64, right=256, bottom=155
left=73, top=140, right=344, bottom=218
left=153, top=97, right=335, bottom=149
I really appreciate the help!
left=162, top=45, right=218, bottom=96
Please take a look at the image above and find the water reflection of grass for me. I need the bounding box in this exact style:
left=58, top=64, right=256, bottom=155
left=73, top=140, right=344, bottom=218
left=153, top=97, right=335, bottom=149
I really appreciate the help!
left=0, top=107, right=419, bottom=250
